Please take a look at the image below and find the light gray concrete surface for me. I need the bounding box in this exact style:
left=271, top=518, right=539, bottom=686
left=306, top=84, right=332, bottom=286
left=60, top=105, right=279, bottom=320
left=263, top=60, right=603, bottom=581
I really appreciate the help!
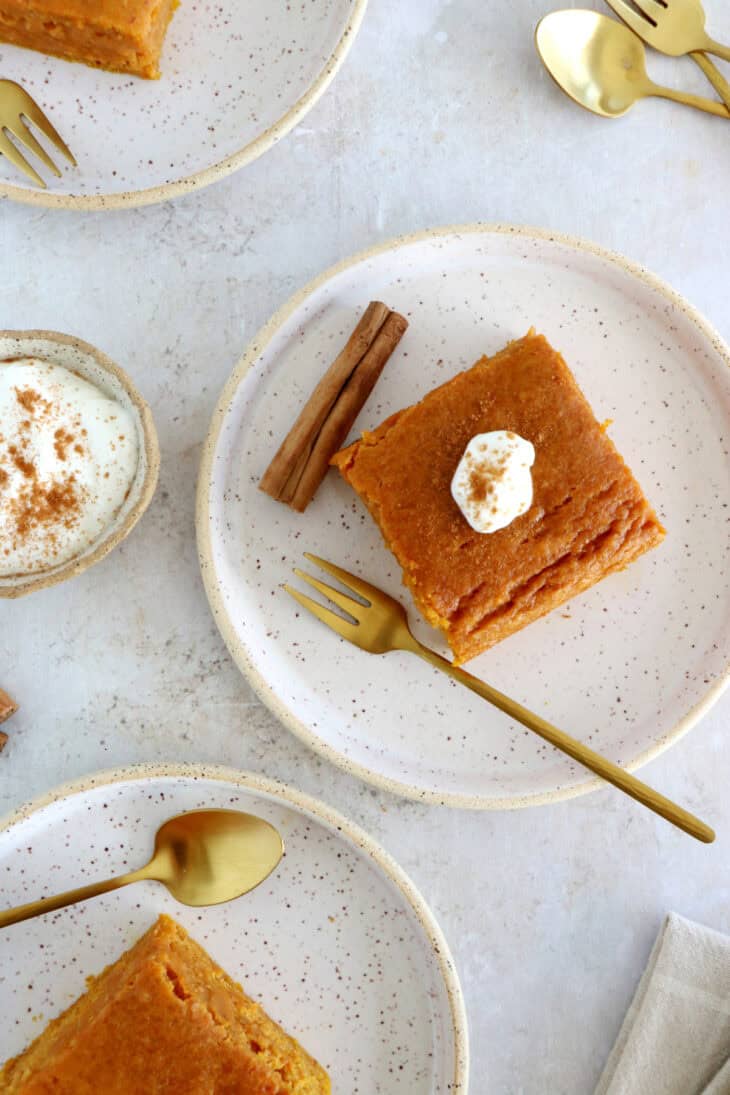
left=2, top=2, right=730, bottom=1091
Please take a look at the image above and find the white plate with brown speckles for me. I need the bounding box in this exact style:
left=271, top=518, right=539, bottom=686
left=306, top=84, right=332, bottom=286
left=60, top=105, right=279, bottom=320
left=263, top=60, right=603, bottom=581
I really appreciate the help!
left=0, top=0, right=367, bottom=209
left=0, top=764, right=468, bottom=1091
left=197, top=224, right=730, bottom=810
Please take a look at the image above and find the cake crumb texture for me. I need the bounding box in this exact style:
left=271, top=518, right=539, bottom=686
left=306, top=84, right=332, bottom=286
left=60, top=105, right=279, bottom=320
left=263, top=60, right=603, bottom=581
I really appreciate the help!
left=0, top=914, right=331, bottom=1094
left=0, top=0, right=179, bottom=78
left=332, top=331, right=665, bottom=663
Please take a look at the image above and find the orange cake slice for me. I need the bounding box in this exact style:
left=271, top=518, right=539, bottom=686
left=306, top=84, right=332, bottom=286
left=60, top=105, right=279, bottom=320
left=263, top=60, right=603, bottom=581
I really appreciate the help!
left=0, top=0, right=179, bottom=79
left=332, top=331, right=665, bottom=664
left=0, top=914, right=331, bottom=1095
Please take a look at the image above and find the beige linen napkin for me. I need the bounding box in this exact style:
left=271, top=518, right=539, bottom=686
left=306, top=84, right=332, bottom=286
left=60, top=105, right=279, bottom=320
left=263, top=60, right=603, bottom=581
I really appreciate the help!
left=595, top=914, right=730, bottom=1095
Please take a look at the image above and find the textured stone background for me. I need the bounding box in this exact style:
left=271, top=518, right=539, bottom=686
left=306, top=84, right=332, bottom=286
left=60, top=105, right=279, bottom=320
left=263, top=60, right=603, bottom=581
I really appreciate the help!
left=2, top=1, right=730, bottom=1091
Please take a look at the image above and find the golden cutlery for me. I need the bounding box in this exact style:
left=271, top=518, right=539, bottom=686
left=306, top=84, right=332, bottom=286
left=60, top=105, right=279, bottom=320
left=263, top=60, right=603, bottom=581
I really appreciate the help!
left=0, top=79, right=76, bottom=189
left=0, top=809, right=284, bottom=929
left=535, top=10, right=729, bottom=119
left=287, top=553, right=715, bottom=844
left=604, top=0, right=730, bottom=59
left=604, top=0, right=730, bottom=111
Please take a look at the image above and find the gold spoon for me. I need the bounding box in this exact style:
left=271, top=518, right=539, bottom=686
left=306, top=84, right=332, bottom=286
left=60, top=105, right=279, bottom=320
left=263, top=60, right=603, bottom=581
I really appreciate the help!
left=603, top=0, right=730, bottom=112
left=0, top=810, right=284, bottom=930
left=535, top=9, right=730, bottom=119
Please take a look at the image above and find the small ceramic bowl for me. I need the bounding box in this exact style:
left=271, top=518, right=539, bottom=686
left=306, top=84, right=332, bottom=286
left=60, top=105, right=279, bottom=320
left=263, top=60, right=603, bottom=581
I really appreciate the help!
left=0, top=330, right=159, bottom=598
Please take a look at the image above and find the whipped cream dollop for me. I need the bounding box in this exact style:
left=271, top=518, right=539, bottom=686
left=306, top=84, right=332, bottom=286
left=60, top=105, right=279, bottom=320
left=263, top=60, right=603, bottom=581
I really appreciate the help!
left=0, top=358, right=139, bottom=576
left=451, top=430, right=535, bottom=534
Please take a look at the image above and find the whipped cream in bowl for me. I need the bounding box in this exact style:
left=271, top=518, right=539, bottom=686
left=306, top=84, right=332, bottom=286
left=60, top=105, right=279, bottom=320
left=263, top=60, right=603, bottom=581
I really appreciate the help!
left=0, top=332, right=159, bottom=597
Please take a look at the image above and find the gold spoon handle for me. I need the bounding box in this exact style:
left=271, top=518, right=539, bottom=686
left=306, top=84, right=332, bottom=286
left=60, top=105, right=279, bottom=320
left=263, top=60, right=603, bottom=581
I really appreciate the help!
left=411, top=641, right=715, bottom=844
left=0, top=867, right=151, bottom=929
left=691, top=52, right=730, bottom=110
left=647, top=80, right=730, bottom=118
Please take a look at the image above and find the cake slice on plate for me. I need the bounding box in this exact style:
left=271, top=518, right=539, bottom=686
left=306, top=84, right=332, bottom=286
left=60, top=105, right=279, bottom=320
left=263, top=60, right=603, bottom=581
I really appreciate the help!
left=332, top=331, right=665, bottom=664
left=0, top=0, right=179, bottom=79
left=0, top=914, right=330, bottom=1094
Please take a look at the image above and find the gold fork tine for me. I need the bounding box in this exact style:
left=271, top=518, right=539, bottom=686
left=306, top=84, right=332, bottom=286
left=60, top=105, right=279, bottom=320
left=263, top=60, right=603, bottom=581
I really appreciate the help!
left=13, top=84, right=76, bottom=166
left=606, top=0, right=657, bottom=36
left=303, top=552, right=375, bottom=604
left=633, top=0, right=667, bottom=20
left=293, top=568, right=364, bottom=619
left=284, top=584, right=361, bottom=643
left=5, top=118, right=61, bottom=178
left=0, top=128, right=45, bottom=188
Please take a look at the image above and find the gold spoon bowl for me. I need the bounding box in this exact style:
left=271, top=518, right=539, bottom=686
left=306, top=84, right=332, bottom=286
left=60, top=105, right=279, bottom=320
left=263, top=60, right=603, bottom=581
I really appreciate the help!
left=0, top=809, right=284, bottom=929
left=535, top=9, right=730, bottom=119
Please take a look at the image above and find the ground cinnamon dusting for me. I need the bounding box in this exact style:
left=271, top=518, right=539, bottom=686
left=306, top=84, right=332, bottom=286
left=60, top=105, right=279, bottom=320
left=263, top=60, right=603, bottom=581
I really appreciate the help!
left=54, top=427, right=76, bottom=461
left=8, top=445, right=35, bottom=477
left=465, top=452, right=508, bottom=506
left=15, top=387, right=45, bottom=415
left=13, top=476, right=81, bottom=539
left=467, top=468, right=492, bottom=504
left=0, top=384, right=86, bottom=565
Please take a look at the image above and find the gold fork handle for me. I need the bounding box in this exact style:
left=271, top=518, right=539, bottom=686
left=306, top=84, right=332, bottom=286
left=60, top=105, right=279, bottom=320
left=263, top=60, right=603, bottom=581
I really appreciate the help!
left=410, top=641, right=714, bottom=844
left=647, top=80, right=730, bottom=118
left=704, top=38, right=730, bottom=64
left=691, top=52, right=730, bottom=110
left=0, top=867, right=152, bottom=930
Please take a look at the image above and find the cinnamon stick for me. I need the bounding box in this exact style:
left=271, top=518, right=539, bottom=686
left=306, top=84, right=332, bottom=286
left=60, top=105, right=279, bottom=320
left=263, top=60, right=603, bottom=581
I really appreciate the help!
left=259, top=301, right=390, bottom=501
left=0, top=689, right=17, bottom=752
left=0, top=689, right=17, bottom=724
left=259, top=301, right=407, bottom=511
left=290, top=312, right=408, bottom=512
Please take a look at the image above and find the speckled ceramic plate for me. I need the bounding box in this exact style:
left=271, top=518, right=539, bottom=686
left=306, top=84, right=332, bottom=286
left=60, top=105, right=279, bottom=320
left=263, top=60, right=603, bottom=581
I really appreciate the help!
left=0, top=765, right=468, bottom=1091
left=0, top=0, right=367, bottom=209
left=197, top=224, right=730, bottom=809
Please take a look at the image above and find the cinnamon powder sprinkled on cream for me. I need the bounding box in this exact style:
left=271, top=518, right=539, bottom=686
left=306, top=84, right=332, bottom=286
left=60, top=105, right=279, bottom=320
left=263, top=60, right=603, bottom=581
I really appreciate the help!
left=12, top=475, right=81, bottom=540
left=54, top=427, right=76, bottom=462
left=0, top=358, right=139, bottom=576
left=1, top=389, right=88, bottom=566
left=451, top=430, right=535, bottom=534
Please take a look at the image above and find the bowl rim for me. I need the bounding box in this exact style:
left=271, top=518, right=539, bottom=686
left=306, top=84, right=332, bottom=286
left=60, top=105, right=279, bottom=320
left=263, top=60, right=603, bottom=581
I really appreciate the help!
left=0, top=329, right=160, bottom=597
left=195, top=221, right=730, bottom=810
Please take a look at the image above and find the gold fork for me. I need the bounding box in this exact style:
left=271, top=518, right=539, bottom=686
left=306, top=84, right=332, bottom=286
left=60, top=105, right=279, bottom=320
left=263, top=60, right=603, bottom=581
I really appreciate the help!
left=604, top=0, right=730, bottom=109
left=286, top=554, right=715, bottom=844
left=0, top=79, right=75, bottom=189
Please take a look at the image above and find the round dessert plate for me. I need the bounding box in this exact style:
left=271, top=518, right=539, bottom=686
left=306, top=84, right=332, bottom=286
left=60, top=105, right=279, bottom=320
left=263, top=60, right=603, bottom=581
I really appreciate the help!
left=197, top=224, right=730, bottom=809
left=0, top=0, right=367, bottom=209
left=0, top=765, right=468, bottom=1092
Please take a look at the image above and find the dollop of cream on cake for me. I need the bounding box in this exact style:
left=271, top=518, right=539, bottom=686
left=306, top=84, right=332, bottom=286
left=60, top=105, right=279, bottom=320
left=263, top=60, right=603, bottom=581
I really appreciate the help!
left=451, top=430, right=535, bottom=534
left=0, top=358, right=139, bottom=576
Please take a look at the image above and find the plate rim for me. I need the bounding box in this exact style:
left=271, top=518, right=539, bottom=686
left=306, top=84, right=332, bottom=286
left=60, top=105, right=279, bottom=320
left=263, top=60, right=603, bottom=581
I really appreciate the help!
left=0, top=761, right=469, bottom=1093
left=195, top=221, right=730, bottom=810
left=0, top=0, right=369, bottom=211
